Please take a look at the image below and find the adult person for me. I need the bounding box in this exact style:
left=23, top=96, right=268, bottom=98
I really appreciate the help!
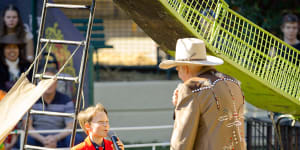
left=25, top=68, right=82, bottom=148
left=159, top=38, right=246, bottom=150
left=38, top=52, right=74, bottom=100
left=0, top=33, right=31, bottom=92
left=0, top=33, right=31, bottom=149
left=0, top=4, right=34, bottom=61
left=270, top=13, right=300, bottom=65
left=72, top=103, right=124, bottom=150
left=274, top=13, right=300, bottom=150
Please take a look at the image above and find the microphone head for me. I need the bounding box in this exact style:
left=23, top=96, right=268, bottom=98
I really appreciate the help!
left=108, top=130, right=116, bottom=138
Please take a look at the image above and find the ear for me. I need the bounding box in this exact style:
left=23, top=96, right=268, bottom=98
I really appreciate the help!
left=184, top=66, right=190, bottom=73
left=280, top=24, right=285, bottom=32
left=84, top=122, right=91, bottom=132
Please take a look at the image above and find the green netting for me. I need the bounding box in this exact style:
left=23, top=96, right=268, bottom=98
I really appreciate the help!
left=166, top=0, right=299, bottom=102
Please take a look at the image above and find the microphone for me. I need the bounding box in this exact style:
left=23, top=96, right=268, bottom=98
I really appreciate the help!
left=108, top=131, right=121, bottom=150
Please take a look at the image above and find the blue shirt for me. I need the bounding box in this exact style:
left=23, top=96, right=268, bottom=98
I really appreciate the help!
left=31, top=91, right=74, bottom=130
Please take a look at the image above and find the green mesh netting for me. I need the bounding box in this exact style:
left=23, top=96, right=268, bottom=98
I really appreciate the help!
left=166, top=0, right=299, bottom=101
left=113, top=0, right=300, bottom=116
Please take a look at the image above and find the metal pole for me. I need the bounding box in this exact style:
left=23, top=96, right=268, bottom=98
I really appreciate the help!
left=246, top=119, right=252, bottom=150
left=70, top=0, right=96, bottom=147
left=267, top=124, right=272, bottom=150
left=88, top=47, right=95, bottom=105
left=23, top=0, right=49, bottom=149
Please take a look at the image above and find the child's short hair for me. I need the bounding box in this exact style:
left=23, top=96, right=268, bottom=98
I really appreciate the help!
left=78, top=103, right=108, bottom=134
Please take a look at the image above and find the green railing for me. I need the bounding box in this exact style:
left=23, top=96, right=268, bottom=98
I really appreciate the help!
left=164, top=0, right=299, bottom=103
left=112, top=0, right=300, bottom=117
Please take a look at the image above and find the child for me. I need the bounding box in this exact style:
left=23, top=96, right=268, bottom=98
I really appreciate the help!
left=72, top=104, right=124, bottom=150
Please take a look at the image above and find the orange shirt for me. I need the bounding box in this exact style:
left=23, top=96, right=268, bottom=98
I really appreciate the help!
left=72, top=137, right=113, bottom=150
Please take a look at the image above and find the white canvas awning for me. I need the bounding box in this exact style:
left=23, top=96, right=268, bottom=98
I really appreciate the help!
left=0, top=73, right=56, bottom=143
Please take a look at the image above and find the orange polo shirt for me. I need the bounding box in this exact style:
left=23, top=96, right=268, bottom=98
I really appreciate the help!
left=72, top=136, right=113, bottom=150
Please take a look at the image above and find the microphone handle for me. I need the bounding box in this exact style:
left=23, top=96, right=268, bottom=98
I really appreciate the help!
left=111, top=135, right=121, bottom=150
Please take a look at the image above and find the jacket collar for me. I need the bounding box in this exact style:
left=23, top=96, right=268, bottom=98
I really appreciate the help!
left=84, top=137, right=97, bottom=150
left=85, top=136, right=112, bottom=150
left=197, top=66, right=216, bottom=76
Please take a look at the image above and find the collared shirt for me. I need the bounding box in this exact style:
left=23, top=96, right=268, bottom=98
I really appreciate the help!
left=30, top=91, right=74, bottom=130
left=91, top=139, right=105, bottom=150
left=72, top=137, right=113, bottom=150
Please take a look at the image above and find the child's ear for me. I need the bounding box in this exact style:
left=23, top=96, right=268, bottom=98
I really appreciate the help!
left=85, top=123, right=91, bottom=132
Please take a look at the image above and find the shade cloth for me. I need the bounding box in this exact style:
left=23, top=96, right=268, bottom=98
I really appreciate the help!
left=0, top=73, right=56, bottom=143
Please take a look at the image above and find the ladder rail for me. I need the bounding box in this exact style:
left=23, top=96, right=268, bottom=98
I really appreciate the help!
left=22, top=0, right=96, bottom=149
left=70, top=0, right=96, bottom=146
left=23, top=0, right=49, bottom=149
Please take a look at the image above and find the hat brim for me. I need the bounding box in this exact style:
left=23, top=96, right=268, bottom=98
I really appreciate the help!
left=159, top=56, right=223, bottom=69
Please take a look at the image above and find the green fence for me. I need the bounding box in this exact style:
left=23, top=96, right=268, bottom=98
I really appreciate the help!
left=160, top=0, right=299, bottom=115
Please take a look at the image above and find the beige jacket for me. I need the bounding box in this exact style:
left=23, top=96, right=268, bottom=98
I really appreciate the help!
left=171, top=68, right=246, bottom=150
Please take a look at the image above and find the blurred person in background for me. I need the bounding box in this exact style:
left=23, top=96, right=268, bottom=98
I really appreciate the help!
left=0, top=33, right=30, bottom=149
left=270, top=13, right=300, bottom=64
left=25, top=67, right=83, bottom=148
left=281, top=13, right=300, bottom=50
left=0, top=4, right=34, bottom=61
left=0, top=33, right=31, bottom=92
left=273, top=13, right=300, bottom=150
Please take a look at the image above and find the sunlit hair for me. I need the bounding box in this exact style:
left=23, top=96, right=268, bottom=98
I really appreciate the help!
left=78, top=103, right=108, bottom=134
left=0, top=4, right=26, bottom=40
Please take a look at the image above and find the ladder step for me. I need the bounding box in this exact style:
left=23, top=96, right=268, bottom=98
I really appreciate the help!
left=46, top=3, right=90, bottom=9
left=40, top=38, right=85, bottom=45
left=35, top=74, right=79, bottom=83
left=30, top=109, right=74, bottom=118
left=25, top=144, right=67, bottom=150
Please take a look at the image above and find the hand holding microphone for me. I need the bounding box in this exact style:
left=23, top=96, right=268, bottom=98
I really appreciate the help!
left=108, top=131, right=124, bottom=150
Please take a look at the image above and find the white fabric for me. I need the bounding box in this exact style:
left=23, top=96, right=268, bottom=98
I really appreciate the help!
left=5, top=58, right=20, bottom=79
left=0, top=73, right=56, bottom=143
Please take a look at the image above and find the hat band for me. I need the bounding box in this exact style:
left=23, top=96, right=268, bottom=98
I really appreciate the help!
left=176, top=58, right=207, bottom=61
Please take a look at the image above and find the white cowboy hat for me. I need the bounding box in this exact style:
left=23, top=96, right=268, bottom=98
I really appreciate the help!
left=159, top=38, right=223, bottom=69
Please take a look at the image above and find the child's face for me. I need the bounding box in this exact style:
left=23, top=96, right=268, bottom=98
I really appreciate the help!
left=87, top=111, right=110, bottom=138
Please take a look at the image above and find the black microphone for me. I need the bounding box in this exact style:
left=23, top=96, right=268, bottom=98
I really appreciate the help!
left=108, top=131, right=121, bottom=150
